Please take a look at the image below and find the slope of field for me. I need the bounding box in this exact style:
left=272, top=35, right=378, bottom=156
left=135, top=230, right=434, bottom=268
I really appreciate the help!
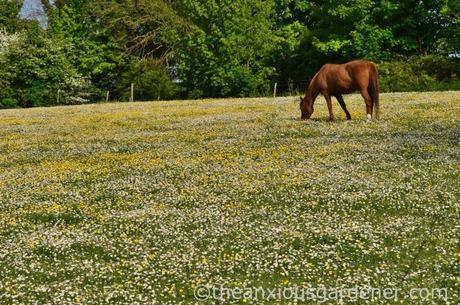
left=0, top=92, right=459, bottom=304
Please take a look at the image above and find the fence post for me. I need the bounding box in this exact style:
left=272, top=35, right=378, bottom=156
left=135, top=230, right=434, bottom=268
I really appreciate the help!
left=273, top=82, right=277, bottom=98
left=106, top=91, right=110, bottom=102
left=130, top=83, right=134, bottom=102
left=57, top=89, right=60, bottom=104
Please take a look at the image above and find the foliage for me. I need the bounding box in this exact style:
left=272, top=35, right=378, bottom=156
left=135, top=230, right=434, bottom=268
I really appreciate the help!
left=116, top=59, right=177, bottom=101
left=0, top=29, right=20, bottom=56
left=0, top=0, right=458, bottom=107
left=270, top=0, right=459, bottom=82
left=0, top=24, right=90, bottom=108
left=49, top=0, right=126, bottom=100
left=50, top=0, right=187, bottom=101
left=440, top=0, right=460, bottom=55
left=379, top=56, right=460, bottom=92
left=94, top=0, right=188, bottom=60
left=175, top=0, right=277, bottom=98
left=0, top=0, right=26, bottom=32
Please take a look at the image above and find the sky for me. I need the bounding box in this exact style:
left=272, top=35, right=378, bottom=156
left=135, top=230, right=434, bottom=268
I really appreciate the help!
left=18, top=0, right=55, bottom=27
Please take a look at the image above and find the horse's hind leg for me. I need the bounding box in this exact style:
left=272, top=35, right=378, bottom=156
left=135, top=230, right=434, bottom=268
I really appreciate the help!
left=336, top=95, right=351, bottom=120
left=360, top=89, right=373, bottom=121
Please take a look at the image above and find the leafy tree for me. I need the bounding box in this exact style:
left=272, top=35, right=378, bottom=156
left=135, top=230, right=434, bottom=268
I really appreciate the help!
left=116, top=59, right=177, bottom=101
left=440, top=0, right=460, bottom=55
left=270, top=0, right=458, bottom=83
left=0, top=24, right=90, bottom=108
left=175, top=0, right=277, bottom=98
left=1, top=0, right=458, bottom=107
left=57, top=0, right=188, bottom=100
left=376, top=0, right=452, bottom=55
left=0, top=0, right=26, bottom=32
left=49, top=0, right=125, bottom=99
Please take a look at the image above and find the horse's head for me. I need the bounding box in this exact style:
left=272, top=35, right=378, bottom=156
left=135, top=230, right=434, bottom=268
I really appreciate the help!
left=299, top=96, right=313, bottom=120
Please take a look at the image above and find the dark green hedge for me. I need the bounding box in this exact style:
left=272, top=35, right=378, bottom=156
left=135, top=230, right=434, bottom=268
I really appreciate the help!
left=379, top=56, right=460, bottom=92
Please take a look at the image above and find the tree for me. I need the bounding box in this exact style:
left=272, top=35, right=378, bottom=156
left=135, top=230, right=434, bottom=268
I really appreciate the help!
left=0, top=0, right=26, bottom=32
left=0, top=24, right=90, bottom=108
left=175, top=0, right=277, bottom=98
left=440, top=0, right=460, bottom=55
left=60, top=0, right=188, bottom=100
left=96, top=0, right=187, bottom=61
left=378, top=0, right=453, bottom=55
left=2, top=0, right=458, bottom=107
left=270, top=0, right=458, bottom=83
left=49, top=0, right=125, bottom=99
left=116, top=59, right=177, bottom=101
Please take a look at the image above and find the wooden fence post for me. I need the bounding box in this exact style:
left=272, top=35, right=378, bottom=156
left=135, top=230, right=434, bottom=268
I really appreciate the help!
left=130, top=83, right=134, bottom=102
left=106, top=91, right=110, bottom=102
left=273, top=82, right=277, bottom=98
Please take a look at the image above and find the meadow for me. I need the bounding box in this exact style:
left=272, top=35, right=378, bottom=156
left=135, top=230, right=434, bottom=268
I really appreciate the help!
left=0, top=91, right=459, bottom=304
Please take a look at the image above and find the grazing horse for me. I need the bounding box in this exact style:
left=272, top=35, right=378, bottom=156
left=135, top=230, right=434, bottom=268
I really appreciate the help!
left=300, top=60, right=379, bottom=121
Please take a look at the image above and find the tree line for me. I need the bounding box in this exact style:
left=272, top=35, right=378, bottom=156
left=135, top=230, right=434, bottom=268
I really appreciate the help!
left=0, top=0, right=459, bottom=108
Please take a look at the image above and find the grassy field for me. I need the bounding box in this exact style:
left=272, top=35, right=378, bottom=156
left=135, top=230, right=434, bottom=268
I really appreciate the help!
left=0, top=91, right=459, bottom=304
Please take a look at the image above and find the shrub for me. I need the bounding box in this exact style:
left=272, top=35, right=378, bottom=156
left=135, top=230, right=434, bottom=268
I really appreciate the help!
left=116, top=59, right=178, bottom=101
left=0, top=98, right=18, bottom=108
left=379, top=55, right=460, bottom=92
left=0, top=25, right=92, bottom=108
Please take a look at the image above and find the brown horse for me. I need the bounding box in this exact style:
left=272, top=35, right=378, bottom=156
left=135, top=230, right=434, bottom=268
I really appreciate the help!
left=300, top=60, right=379, bottom=121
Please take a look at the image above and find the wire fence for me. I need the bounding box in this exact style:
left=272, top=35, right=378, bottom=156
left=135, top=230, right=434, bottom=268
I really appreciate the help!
left=115, top=80, right=311, bottom=102
left=272, top=80, right=309, bottom=97
left=70, top=80, right=312, bottom=105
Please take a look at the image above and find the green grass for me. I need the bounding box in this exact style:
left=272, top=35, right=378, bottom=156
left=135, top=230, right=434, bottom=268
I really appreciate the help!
left=0, top=91, right=459, bottom=304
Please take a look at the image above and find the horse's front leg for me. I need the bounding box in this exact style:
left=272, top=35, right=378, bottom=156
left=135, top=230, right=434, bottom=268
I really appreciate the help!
left=324, top=94, right=334, bottom=121
left=336, top=95, right=351, bottom=120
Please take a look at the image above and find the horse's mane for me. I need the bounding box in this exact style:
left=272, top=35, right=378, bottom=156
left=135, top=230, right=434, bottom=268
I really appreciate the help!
left=306, top=72, right=320, bottom=99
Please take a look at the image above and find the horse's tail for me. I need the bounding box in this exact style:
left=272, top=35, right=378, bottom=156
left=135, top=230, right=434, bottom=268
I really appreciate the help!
left=368, top=63, right=380, bottom=119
